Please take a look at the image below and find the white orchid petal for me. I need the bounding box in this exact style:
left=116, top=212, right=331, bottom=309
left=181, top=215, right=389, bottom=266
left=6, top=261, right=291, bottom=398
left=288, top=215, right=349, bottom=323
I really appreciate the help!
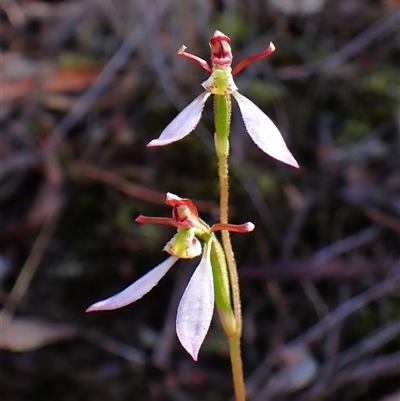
left=86, top=256, right=179, bottom=312
left=233, top=92, right=299, bottom=168
left=147, top=92, right=211, bottom=147
left=176, top=240, right=214, bottom=361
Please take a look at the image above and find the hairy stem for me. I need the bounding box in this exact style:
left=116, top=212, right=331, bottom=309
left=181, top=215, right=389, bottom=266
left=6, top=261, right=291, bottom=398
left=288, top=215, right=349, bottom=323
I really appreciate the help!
left=218, top=155, right=242, bottom=335
left=219, top=156, right=245, bottom=400
left=229, top=335, right=246, bottom=401
left=214, top=94, right=245, bottom=400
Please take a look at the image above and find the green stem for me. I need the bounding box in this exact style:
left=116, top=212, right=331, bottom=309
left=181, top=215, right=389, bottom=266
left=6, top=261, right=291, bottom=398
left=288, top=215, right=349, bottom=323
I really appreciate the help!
left=210, top=238, right=236, bottom=336
left=218, top=155, right=242, bottom=336
left=219, top=155, right=245, bottom=401
left=214, top=94, right=245, bottom=400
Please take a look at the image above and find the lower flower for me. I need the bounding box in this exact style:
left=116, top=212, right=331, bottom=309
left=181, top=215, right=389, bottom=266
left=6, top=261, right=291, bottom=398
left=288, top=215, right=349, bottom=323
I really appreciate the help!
left=87, top=240, right=214, bottom=361
left=86, top=192, right=254, bottom=361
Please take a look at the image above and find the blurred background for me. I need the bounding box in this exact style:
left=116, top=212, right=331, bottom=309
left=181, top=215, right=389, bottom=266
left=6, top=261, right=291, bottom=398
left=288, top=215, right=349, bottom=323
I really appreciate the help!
left=1, top=0, right=400, bottom=400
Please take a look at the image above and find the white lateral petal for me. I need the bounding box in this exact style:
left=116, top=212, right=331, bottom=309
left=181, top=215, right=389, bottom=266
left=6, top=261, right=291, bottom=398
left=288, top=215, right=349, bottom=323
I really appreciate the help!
left=233, top=92, right=299, bottom=168
left=147, top=92, right=211, bottom=147
left=86, top=256, right=179, bottom=312
left=176, top=240, right=214, bottom=361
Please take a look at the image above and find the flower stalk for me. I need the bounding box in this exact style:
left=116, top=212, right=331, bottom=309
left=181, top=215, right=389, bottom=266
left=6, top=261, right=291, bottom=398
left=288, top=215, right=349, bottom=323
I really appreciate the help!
left=146, top=30, right=299, bottom=400
left=214, top=79, right=245, bottom=399
left=87, top=30, right=300, bottom=401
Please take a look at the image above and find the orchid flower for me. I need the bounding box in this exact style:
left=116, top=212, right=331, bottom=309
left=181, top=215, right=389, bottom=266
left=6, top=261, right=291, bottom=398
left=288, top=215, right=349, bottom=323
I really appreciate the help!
left=86, top=193, right=254, bottom=361
left=147, top=30, right=299, bottom=168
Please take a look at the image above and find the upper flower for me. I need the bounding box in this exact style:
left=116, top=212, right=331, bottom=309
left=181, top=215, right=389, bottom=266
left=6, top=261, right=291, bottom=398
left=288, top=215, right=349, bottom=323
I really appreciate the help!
left=147, top=31, right=299, bottom=169
left=86, top=193, right=254, bottom=360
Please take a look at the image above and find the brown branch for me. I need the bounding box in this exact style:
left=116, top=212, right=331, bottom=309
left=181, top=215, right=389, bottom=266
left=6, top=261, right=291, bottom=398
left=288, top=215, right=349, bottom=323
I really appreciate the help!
left=332, top=352, right=400, bottom=389
left=359, top=205, right=400, bottom=234
left=0, top=216, right=59, bottom=328
left=71, top=161, right=216, bottom=213
left=293, top=271, right=400, bottom=346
